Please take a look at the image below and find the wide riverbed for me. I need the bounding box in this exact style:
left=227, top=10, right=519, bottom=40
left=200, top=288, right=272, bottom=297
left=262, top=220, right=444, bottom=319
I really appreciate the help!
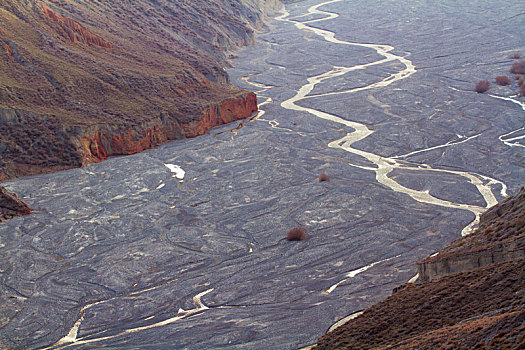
left=1, top=0, right=524, bottom=348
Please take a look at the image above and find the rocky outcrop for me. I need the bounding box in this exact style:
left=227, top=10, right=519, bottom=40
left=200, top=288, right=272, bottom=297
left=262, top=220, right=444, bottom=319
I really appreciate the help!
left=417, top=236, right=525, bottom=282
left=42, top=5, right=113, bottom=48
left=183, top=92, right=257, bottom=138
left=0, top=186, right=31, bottom=222
left=3, top=40, right=12, bottom=56
left=78, top=93, right=257, bottom=164
left=78, top=122, right=185, bottom=164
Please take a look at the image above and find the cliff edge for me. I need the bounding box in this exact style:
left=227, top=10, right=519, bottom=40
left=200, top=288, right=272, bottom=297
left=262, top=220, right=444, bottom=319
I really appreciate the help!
left=417, top=188, right=525, bottom=282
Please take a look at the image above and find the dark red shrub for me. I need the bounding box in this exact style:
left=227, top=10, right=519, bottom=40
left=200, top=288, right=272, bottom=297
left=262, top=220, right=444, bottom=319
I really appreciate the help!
left=475, top=80, right=490, bottom=93
left=319, top=174, right=330, bottom=182
left=520, top=84, right=525, bottom=96
left=286, top=227, right=307, bottom=241
left=509, top=61, right=525, bottom=74
left=495, top=76, right=510, bottom=86
left=517, top=77, right=524, bottom=86
left=510, top=52, right=522, bottom=59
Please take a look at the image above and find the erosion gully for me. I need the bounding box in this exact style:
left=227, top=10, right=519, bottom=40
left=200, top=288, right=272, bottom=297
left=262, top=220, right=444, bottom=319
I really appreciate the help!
left=1, top=0, right=523, bottom=349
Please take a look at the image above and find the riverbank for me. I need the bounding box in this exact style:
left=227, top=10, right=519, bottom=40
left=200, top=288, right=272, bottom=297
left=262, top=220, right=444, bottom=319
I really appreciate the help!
left=314, top=189, right=525, bottom=349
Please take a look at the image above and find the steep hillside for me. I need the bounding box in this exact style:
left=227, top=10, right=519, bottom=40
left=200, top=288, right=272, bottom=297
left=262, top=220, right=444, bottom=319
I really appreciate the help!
left=314, top=189, right=525, bottom=349
left=0, top=0, right=279, bottom=181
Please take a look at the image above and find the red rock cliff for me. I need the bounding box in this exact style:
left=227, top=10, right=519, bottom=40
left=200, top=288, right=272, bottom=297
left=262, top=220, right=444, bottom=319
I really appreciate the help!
left=183, top=92, right=257, bottom=138
left=79, top=122, right=185, bottom=164
left=42, top=5, right=113, bottom=48
left=79, top=93, right=257, bottom=164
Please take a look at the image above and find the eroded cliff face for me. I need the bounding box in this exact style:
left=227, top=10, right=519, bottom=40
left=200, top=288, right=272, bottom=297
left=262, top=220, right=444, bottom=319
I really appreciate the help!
left=78, top=93, right=257, bottom=164
left=416, top=237, right=525, bottom=282
left=183, top=92, right=257, bottom=138
left=0, top=0, right=279, bottom=181
left=42, top=5, right=113, bottom=48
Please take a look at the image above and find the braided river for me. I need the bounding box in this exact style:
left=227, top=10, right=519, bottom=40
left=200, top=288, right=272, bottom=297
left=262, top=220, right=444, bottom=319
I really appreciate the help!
left=1, top=0, right=523, bottom=348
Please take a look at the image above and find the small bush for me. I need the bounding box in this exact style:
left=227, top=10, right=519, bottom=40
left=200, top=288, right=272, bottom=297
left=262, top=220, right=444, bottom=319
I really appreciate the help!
left=510, top=52, right=522, bottom=59
left=517, top=76, right=524, bottom=86
left=319, top=174, right=330, bottom=182
left=495, top=76, right=510, bottom=86
left=475, top=80, right=490, bottom=93
left=520, top=83, right=525, bottom=96
left=286, top=227, right=307, bottom=241
left=509, top=60, right=525, bottom=74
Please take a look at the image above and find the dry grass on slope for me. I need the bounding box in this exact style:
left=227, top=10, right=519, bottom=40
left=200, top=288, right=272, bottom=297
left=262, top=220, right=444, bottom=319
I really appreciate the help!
left=314, top=259, right=525, bottom=349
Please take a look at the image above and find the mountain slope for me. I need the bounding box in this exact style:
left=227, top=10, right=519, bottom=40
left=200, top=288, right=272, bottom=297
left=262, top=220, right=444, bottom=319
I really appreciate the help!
left=314, top=188, right=525, bottom=349
left=0, top=0, right=280, bottom=181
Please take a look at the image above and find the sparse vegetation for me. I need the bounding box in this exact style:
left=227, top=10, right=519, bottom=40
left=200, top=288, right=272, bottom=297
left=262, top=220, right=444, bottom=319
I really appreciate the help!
left=287, top=227, right=307, bottom=241
left=510, top=52, right=522, bottom=59
left=319, top=174, right=330, bottom=182
left=517, top=77, right=524, bottom=87
left=520, top=83, right=525, bottom=96
left=495, top=76, right=511, bottom=86
left=510, top=60, right=525, bottom=74
left=475, top=80, right=490, bottom=93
